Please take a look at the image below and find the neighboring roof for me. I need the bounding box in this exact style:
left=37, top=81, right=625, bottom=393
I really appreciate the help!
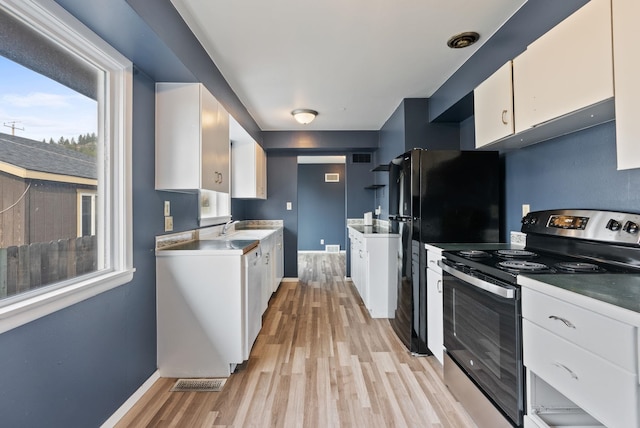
left=0, top=132, right=96, bottom=181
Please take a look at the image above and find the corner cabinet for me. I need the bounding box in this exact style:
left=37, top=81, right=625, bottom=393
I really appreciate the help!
left=155, top=82, right=230, bottom=193
left=231, top=139, right=267, bottom=199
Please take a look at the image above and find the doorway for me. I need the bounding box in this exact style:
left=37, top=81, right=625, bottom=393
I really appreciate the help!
left=297, top=156, right=346, bottom=275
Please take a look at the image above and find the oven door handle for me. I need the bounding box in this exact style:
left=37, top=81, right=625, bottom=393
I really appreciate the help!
left=439, top=262, right=515, bottom=299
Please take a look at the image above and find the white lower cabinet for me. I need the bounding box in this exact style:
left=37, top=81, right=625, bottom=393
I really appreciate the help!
left=425, top=245, right=444, bottom=365
left=522, top=287, right=639, bottom=428
left=274, top=229, right=284, bottom=290
left=348, top=226, right=398, bottom=318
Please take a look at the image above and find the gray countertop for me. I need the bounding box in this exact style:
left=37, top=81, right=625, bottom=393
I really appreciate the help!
left=348, top=224, right=398, bottom=236
left=520, top=273, right=640, bottom=316
left=157, top=238, right=259, bottom=255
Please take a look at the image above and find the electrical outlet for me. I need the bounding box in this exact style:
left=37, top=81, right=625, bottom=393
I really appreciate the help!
left=286, top=202, right=292, bottom=210
left=164, top=216, right=173, bottom=232
left=522, top=204, right=530, bottom=217
left=164, top=201, right=171, bottom=216
left=320, top=239, right=324, bottom=245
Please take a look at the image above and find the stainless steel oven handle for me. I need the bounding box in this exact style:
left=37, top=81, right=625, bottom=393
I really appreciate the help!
left=439, top=262, right=515, bottom=299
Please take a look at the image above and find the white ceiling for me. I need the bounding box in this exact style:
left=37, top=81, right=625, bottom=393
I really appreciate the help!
left=171, top=0, right=527, bottom=131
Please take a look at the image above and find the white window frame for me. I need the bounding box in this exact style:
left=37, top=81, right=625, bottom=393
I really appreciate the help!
left=0, top=0, right=134, bottom=334
left=77, top=190, right=97, bottom=237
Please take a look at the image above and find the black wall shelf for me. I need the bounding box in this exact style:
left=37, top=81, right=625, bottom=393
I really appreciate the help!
left=364, top=184, right=385, bottom=190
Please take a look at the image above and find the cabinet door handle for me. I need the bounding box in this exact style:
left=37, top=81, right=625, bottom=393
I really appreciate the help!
left=501, top=109, right=508, bottom=125
left=548, top=315, right=576, bottom=329
left=437, top=279, right=442, bottom=293
left=553, top=362, right=579, bottom=380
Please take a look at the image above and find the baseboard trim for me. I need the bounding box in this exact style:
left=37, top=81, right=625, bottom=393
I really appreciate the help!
left=281, top=277, right=299, bottom=282
left=100, top=370, right=160, bottom=428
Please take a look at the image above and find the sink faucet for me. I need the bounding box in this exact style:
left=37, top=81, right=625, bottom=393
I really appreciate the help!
left=222, top=219, right=234, bottom=235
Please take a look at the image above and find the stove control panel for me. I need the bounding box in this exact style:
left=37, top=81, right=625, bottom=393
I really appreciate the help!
left=522, top=209, right=640, bottom=245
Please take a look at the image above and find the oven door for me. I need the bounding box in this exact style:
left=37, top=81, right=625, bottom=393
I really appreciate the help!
left=441, top=260, right=523, bottom=427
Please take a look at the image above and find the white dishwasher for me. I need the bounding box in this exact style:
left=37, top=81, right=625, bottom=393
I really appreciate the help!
left=156, top=239, right=263, bottom=378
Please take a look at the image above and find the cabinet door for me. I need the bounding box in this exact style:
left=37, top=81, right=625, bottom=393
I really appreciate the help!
left=155, top=83, right=201, bottom=190
left=274, top=230, right=284, bottom=289
left=426, top=266, right=444, bottom=365
left=613, top=0, right=640, bottom=170
left=202, top=89, right=230, bottom=194
left=256, top=144, right=267, bottom=199
left=474, top=61, right=514, bottom=148
left=231, top=139, right=266, bottom=199
left=513, top=0, right=613, bottom=133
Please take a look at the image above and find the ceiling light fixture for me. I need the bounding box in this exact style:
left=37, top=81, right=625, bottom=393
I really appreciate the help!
left=291, top=109, right=318, bottom=125
left=447, top=31, right=480, bottom=49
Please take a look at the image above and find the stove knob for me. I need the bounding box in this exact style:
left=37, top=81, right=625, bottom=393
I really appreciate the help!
left=606, top=219, right=622, bottom=231
left=530, top=217, right=538, bottom=225
left=624, top=221, right=639, bottom=234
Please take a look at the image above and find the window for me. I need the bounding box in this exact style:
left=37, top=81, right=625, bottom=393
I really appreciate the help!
left=0, top=0, right=133, bottom=333
left=78, top=191, right=97, bottom=237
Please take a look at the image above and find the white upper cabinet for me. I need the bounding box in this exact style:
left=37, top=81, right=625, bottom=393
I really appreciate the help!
left=513, top=0, right=613, bottom=133
left=155, top=82, right=230, bottom=193
left=474, top=61, right=514, bottom=148
left=230, top=116, right=267, bottom=199
left=474, top=0, right=615, bottom=151
left=612, top=0, right=640, bottom=170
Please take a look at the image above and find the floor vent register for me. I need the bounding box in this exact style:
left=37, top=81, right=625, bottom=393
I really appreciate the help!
left=170, top=378, right=226, bottom=392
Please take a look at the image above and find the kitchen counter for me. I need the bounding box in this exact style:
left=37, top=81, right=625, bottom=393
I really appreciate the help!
left=519, top=273, right=640, bottom=326
left=348, top=224, right=398, bottom=236
left=156, top=238, right=259, bottom=255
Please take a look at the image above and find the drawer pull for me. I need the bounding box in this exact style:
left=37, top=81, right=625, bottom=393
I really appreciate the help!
left=548, top=315, right=576, bottom=329
left=553, top=362, right=579, bottom=380
left=437, top=279, right=442, bottom=293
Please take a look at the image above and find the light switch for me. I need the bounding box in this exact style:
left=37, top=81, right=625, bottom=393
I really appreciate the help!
left=164, top=216, right=173, bottom=232
left=164, top=201, right=171, bottom=216
left=522, top=204, right=530, bottom=217
left=286, top=202, right=292, bottom=210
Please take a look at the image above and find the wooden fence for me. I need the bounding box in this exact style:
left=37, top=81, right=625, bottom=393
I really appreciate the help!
left=0, top=236, right=97, bottom=298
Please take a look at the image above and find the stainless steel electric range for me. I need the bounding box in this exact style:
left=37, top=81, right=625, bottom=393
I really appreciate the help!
left=439, top=209, right=640, bottom=428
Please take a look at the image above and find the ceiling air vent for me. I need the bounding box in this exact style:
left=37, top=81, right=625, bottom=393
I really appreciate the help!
left=352, top=153, right=371, bottom=164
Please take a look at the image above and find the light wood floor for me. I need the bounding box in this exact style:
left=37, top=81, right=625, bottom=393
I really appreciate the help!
left=117, top=253, right=476, bottom=427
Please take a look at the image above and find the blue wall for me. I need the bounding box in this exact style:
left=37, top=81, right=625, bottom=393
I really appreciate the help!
left=0, top=64, right=164, bottom=428
left=298, top=164, right=346, bottom=251
left=503, top=121, right=640, bottom=234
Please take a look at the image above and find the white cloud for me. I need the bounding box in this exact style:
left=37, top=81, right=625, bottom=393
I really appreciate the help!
left=1, top=92, right=78, bottom=108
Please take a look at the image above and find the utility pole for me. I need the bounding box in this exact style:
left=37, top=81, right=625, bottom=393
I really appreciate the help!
left=3, top=121, right=24, bottom=136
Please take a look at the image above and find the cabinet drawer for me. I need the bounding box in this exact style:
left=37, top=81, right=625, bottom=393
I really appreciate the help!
left=523, top=320, right=639, bottom=428
left=522, top=287, right=636, bottom=371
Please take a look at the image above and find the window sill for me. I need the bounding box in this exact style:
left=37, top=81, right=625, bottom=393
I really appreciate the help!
left=0, top=268, right=135, bottom=334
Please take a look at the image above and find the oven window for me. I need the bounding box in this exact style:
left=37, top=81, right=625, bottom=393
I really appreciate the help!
left=453, top=289, right=501, bottom=378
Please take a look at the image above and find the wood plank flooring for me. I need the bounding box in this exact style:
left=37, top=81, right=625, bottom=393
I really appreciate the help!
left=116, top=252, right=476, bottom=427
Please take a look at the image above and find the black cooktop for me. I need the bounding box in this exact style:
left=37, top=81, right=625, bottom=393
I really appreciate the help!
left=442, top=247, right=637, bottom=284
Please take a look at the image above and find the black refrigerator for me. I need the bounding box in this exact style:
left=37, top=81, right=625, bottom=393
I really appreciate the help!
left=388, top=149, right=500, bottom=354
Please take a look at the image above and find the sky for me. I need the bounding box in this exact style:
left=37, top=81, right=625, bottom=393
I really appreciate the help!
left=0, top=55, right=97, bottom=143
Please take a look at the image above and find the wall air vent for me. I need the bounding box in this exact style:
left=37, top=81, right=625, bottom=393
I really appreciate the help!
left=352, top=153, right=371, bottom=164
left=325, top=173, right=340, bottom=183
